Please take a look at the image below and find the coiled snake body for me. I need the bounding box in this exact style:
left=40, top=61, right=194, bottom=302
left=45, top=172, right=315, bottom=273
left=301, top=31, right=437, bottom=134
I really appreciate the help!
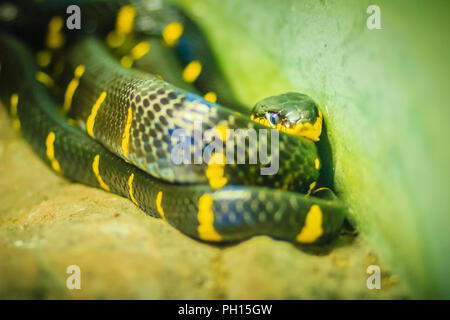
left=0, top=1, right=346, bottom=243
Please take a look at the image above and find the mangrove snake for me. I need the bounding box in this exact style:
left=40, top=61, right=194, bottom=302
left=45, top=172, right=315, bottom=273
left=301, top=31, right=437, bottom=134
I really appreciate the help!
left=0, top=0, right=346, bottom=243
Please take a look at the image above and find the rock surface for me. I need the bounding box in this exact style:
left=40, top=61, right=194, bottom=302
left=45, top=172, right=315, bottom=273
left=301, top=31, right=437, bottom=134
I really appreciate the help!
left=0, top=107, right=408, bottom=299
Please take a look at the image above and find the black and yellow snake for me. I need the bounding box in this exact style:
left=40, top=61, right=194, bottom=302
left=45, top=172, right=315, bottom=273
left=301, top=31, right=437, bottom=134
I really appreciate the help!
left=0, top=0, right=346, bottom=243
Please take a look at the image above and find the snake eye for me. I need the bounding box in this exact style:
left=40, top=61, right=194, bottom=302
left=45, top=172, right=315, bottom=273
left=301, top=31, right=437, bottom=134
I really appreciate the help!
left=266, top=111, right=280, bottom=127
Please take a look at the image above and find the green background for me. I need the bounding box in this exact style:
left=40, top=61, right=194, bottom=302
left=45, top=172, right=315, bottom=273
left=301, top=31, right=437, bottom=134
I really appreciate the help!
left=172, top=0, right=450, bottom=298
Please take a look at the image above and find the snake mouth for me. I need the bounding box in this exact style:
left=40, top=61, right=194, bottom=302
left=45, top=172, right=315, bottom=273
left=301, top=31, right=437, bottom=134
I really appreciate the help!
left=250, top=109, right=323, bottom=142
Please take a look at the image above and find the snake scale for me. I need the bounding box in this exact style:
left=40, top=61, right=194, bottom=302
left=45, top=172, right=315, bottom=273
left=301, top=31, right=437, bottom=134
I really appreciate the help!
left=0, top=0, right=346, bottom=243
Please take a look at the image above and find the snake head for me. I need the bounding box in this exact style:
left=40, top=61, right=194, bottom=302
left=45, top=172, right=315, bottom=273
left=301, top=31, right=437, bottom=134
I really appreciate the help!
left=250, top=92, right=323, bottom=141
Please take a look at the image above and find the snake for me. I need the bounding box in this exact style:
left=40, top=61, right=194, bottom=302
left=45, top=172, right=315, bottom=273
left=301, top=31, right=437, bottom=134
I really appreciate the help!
left=0, top=0, right=346, bottom=244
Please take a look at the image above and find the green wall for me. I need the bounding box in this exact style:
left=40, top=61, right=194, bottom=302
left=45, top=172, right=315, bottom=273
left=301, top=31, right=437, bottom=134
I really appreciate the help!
left=173, top=0, right=450, bottom=298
